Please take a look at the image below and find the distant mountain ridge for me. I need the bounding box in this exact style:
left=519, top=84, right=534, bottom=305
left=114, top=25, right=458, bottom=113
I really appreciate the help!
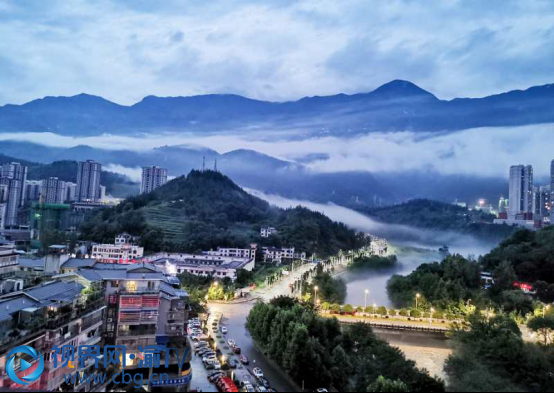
left=1, top=80, right=553, bottom=136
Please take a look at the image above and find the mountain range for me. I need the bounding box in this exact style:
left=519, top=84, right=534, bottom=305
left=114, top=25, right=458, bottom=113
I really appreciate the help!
left=0, top=80, right=553, bottom=136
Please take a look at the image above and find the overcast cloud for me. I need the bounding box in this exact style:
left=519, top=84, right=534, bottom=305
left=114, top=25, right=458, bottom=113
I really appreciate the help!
left=0, top=0, right=553, bottom=105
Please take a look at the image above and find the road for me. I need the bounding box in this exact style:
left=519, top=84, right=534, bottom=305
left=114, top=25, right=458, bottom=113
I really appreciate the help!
left=208, top=301, right=297, bottom=392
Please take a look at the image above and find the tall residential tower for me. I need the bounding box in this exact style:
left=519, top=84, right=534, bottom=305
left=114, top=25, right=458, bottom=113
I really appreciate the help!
left=0, top=162, right=28, bottom=226
left=509, top=165, right=533, bottom=219
left=76, top=160, right=102, bottom=202
left=141, top=166, right=168, bottom=194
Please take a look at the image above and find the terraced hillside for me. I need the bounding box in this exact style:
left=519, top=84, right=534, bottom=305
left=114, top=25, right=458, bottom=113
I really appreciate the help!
left=80, top=170, right=367, bottom=256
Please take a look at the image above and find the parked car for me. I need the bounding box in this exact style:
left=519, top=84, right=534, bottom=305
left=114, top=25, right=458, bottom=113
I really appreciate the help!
left=259, top=378, right=271, bottom=389
left=239, top=355, right=249, bottom=365
left=221, top=326, right=228, bottom=334
left=253, top=367, right=264, bottom=379
left=233, top=346, right=242, bottom=354
left=227, top=339, right=236, bottom=347
left=227, top=358, right=238, bottom=369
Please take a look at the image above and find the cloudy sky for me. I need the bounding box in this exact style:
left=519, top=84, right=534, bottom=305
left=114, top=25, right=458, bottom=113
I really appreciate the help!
left=1, top=0, right=553, bottom=106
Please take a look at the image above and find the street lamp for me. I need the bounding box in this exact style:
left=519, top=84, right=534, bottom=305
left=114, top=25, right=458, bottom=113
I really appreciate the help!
left=415, top=293, right=421, bottom=310
left=314, top=286, right=319, bottom=304
left=364, top=289, right=369, bottom=310
left=430, top=308, right=435, bottom=326
left=544, top=304, right=551, bottom=318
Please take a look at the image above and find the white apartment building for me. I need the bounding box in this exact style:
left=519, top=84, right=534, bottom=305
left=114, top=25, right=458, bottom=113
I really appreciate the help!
left=141, top=166, right=168, bottom=194
left=0, top=243, right=19, bottom=279
left=143, top=252, right=255, bottom=281
left=205, top=245, right=257, bottom=260
left=91, top=235, right=144, bottom=264
left=262, top=247, right=306, bottom=265
left=509, top=165, right=534, bottom=219
left=260, top=227, right=278, bottom=238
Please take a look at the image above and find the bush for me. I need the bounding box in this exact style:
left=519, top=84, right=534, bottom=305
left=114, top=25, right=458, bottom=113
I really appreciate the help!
left=343, top=304, right=355, bottom=314
left=399, top=309, right=409, bottom=317
left=411, top=309, right=422, bottom=318
left=377, top=306, right=388, bottom=316
left=331, top=303, right=341, bottom=314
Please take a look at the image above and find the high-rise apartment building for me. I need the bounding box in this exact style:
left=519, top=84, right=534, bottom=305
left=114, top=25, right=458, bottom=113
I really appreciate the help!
left=141, top=166, right=168, bottom=194
left=551, top=160, right=554, bottom=222
left=41, top=177, right=67, bottom=204
left=509, top=165, right=533, bottom=219
left=533, top=185, right=551, bottom=220
left=24, top=180, right=42, bottom=201
left=76, top=160, right=102, bottom=202
left=0, top=162, right=27, bottom=226
left=65, top=182, right=77, bottom=202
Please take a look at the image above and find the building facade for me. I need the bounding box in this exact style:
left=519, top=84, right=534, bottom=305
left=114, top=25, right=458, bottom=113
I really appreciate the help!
left=509, top=165, right=534, bottom=219
left=24, top=180, right=42, bottom=202
left=262, top=247, right=306, bottom=265
left=205, top=245, right=257, bottom=260
left=0, top=163, right=28, bottom=227
left=76, top=160, right=102, bottom=203
left=0, top=279, right=106, bottom=392
left=141, top=166, right=168, bottom=194
left=143, top=252, right=255, bottom=281
left=41, top=177, right=67, bottom=205
left=533, top=185, right=551, bottom=221
left=260, top=227, right=277, bottom=238
left=551, top=160, right=554, bottom=223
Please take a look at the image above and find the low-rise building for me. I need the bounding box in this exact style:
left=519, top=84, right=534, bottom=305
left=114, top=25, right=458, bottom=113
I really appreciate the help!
left=143, top=252, right=255, bottom=281
left=0, top=279, right=106, bottom=392
left=91, top=235, right=144, bottom=264
left=0, top=243, right=19, bottom=279
left=262, top=247, right=306, bottom=265
left=205, top=245, right=257, bottom=260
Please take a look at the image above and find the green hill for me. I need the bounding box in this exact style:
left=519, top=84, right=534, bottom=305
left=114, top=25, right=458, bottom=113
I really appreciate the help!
left=80, top=170, right=367, bottom=256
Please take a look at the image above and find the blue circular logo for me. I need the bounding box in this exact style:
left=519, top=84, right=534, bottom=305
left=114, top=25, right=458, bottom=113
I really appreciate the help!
left=6, top=346, right=44, bottom=386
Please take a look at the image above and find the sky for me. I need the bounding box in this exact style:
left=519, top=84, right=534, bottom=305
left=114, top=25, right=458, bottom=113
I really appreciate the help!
left=1, top=0, right=554, bottom=105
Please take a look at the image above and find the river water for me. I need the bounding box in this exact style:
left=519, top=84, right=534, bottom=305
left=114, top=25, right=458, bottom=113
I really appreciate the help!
left=249, top=190, right=498, bottom=308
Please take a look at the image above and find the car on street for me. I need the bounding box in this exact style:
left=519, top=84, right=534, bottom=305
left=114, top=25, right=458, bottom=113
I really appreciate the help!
left=259, top=378, right=271, bottom=389
left=240, top=355, right=249, bottom=365
left=227, top=339, right=236, bottom=347
left=233, top=346, right=241, bottom=354
left=221, top=326, right=228, bottom=334
left=253, top=367, right=264, bottom=379
left=227, top=358, right=238, bottom=369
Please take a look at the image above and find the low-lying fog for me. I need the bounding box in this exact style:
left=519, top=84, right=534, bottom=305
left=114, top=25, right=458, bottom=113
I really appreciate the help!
left=249, top=189, right=498, bottom=307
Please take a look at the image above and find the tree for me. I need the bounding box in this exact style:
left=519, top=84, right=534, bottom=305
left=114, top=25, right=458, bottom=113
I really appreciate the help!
left=343, top=304, right=355, bottom=314
left=527, top=316, right=554, bottom=345
left=331, top=303, right=341, bottom=314
left=368, top=377, right=409, bottom=393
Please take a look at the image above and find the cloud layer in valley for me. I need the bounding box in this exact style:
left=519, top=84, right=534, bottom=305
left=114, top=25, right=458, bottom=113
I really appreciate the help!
left=1, top=123, right=553, bottom=179
left=0, top=0, right=553, bottom=105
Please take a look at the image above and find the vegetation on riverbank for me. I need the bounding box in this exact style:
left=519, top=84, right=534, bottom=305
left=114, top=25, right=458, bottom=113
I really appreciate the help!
left=446, top=314, right=554, bottom=392
left=349, top=255, right=399, bottom=270
left=303, top=264, right=347, bottom=304
left=358, top=199, right=517, bottom=243
left=246, top=298, right=445, bottom=392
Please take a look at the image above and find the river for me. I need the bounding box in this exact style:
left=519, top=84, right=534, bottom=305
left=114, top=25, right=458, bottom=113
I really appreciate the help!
left=248, top=190, right=498, bottom=308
